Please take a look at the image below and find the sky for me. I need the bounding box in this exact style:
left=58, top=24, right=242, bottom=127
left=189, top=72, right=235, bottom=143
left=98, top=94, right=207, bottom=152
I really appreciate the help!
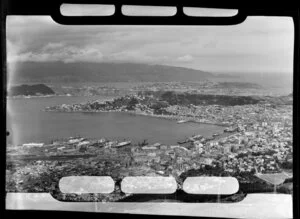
left=6, top=15, right=294, bottom=74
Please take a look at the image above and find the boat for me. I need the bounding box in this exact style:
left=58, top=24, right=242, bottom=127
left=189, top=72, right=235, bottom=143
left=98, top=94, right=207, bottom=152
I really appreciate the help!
left=177, top=119, right=188, bottom=124
left=22, top=143, right=44, bottom=147
left=177, top=140, right=186, bottom=144
left=152, top=143, right=161, bottom=147
left=116, top=141, right=131, bottom=147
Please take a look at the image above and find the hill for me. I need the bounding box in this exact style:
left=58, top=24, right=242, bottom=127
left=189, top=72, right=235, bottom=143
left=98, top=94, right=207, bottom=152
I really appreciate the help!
left=8, top=84, right=55, bottom=96
left=139, top=91, right=293, bottom=106
left=140, top=90, right=261, bottom=106
left=10, top=62, right=214, bottom=83
left=213, top=82, right=262, bottom=89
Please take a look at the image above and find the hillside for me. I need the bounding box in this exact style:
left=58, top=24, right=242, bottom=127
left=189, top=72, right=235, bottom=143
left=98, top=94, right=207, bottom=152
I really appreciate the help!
left=140, top=91, right=261, bottom=106
left=139, top=91, right=293, bottom=106
left=8, top=84, right=55, bottom=96
left=213, top=82, right=262, bottom=89
left=10, top=62, right=214, bottom=83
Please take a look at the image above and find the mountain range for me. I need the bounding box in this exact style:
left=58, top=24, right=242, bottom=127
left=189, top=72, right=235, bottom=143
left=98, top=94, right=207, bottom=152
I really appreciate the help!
left=10, top=62, right=215, bottom=83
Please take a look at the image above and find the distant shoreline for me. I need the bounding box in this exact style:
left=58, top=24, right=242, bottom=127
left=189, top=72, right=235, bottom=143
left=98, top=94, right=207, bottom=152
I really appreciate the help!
left=7, top=94, right=68, bottom=99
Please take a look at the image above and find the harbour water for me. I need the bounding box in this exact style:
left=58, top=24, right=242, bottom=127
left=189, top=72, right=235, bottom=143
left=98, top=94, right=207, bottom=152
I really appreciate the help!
left=6, top=95, right=225, bottom=146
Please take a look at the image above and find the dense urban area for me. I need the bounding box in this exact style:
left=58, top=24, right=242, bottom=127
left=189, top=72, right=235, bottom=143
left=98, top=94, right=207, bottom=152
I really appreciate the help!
left=6, top=82, right=293, bottom=202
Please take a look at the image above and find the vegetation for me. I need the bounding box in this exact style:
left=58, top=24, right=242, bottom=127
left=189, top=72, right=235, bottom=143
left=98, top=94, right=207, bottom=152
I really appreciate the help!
left=139, top=90, right=261, bottom=106
left=8, top=84, right=55, bottom=96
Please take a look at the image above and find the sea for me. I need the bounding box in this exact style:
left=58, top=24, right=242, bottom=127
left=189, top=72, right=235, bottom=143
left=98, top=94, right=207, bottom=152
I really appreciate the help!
left=6, top=95, right=225, bottom=146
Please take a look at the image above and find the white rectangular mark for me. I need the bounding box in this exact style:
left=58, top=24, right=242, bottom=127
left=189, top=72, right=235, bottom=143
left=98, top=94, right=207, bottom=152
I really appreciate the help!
left=121, top=176, right=177, bottom=194
left=183, top=176, right=239, bottom=195
left=183, top=7, right=238, bottom=17
left=59, top=176, right=115, bottom=194
left=60, top=4, right=115, bottom=16
left=122, top=5, right=177, bottom=16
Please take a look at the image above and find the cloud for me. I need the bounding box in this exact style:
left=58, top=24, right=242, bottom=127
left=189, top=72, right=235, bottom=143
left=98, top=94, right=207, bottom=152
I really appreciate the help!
left=106, top=50, right=169, bottom=64
left=6, top=40, right=20, bottom=62
left=9, top=44, right=171, bottom=64
left=12, top=45, right=104, bottom=63
left=42, top=42, right=65, bottom=50
left=202, top=40, right=218, bottom=49
left=177, top=55, right=194, bottom=62
left=6, top=16, right=294, bottom=74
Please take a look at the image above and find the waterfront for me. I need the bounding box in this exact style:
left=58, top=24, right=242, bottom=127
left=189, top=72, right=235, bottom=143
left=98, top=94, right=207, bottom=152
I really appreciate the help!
left=7, top=96, right=225, bottom=146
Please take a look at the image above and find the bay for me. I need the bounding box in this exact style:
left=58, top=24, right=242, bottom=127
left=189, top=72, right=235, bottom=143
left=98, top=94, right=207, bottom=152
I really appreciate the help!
left=7, top=95, right=225, bottom=146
